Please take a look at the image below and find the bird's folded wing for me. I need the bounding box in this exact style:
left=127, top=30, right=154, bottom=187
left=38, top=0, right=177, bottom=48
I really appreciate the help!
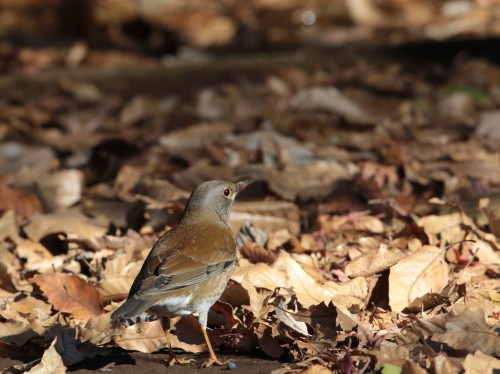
left=136, top=251, right=235, bottom=296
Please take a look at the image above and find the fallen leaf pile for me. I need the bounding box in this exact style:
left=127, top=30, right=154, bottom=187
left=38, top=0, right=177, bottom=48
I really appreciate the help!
left=0, top=48, right=499, bottom=374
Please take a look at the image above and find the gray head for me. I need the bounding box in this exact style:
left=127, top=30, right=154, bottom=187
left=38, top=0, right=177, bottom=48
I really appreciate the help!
left=180, top=179, right=253, bottom=226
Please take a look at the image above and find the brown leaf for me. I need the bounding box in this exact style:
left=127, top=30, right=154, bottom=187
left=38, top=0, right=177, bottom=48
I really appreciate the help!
left=232, top=200, right=301, bottom=235
left=15, top=239, right=53, bottom=273
left=24, top=209, right=108, bottom=241
left=345, top=244, right=405, bottom=278
left=239, top=242, right=277, bottom=264
left=463, top=350, right=500, bottom=374
left=430, top=355, right=462, bottom=374
left=432, top=307, right=500, bottom=356
left=256, top=325, right=284, bottom=358
left=388, top=245, right=449, bottom=312
left=30, top=273, right=103, bottom=320
left=113, top=319, right=166, bottom=353
left=0, top=321, right=38, bottom=346
left=0, top=210, right=21, bottom=243
left=96, top=276, right=134, bottom=304
left=13, top=337, right=66, bottom=374
left=78, top=313, right=114, bottom=346
left=209, top=301, right=239, bottom=329
left=273, top=294, right=310, bottom=336
left=0, top=185, right=42, bottom=217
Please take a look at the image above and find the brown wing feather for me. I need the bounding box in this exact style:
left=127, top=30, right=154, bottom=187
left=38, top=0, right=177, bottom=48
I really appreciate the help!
left=128, top=223, right=236, bottom=299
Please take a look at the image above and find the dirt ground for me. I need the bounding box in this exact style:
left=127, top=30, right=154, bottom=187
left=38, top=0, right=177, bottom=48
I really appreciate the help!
left=1, top=349, right=286, bottom=373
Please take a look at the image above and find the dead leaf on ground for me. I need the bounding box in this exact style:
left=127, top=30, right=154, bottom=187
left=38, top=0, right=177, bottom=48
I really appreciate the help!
left=389, top=245, right=450, bottom=312
left=24, top=209, right=108, bottom=241
left=239, top=242, right=277, bottom=264
left=30, top=273, right=103, bottom=320
left=0, top=185, right=42, bottom=217
left=463, top=350, right=500, bottom=374
left=113, top=319, right=166, bottom=353
left=345, top=244, right=405, bottom=278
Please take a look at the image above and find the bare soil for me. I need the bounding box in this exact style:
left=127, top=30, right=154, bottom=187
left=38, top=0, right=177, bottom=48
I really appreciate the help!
left=1, top=349, right=286, bottom=373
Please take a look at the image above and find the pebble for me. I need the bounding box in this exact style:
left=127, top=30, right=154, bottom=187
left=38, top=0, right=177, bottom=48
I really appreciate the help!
left=227, top=361, right=237, bottom=370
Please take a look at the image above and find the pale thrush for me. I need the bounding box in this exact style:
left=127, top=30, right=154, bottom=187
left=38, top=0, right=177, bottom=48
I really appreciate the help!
left=111, top=179, right=253, bottom=367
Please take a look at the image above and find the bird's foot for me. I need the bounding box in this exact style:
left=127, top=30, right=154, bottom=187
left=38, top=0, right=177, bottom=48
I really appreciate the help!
left=164, top=353, right=193, bottom=366
left=201, top=355, right=229, bottom=368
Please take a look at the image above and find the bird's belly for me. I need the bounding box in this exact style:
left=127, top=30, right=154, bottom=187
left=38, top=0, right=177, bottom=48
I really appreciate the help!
left=147, top=268, right=234, bottom=318
left=150, top=293, right=195, bottom=316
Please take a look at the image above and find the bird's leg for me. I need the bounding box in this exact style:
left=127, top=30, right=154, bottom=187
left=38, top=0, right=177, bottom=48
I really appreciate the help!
left=161, top=317, right=191, bottom=366
left=198, top=312, right=228, bottom=367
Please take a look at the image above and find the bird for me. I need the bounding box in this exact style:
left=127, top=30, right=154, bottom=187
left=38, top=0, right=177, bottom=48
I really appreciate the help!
left=111, top=179, right=253, bottom=367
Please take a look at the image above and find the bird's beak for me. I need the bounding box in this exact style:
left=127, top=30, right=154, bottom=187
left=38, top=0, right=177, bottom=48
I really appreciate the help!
left=236, top=179, right=253, bottom=193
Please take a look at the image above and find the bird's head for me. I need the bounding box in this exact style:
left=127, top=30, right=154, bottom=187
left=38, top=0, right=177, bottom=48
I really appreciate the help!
left=180, top=179, right=253, bottom=226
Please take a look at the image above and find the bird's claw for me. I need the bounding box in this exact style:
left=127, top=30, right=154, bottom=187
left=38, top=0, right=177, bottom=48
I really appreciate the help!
left=201, top=356, right=228, bottom=368
left=164, top=353, right=193, bottom=366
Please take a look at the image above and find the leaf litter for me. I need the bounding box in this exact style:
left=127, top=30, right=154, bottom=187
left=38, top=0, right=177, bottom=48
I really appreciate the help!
left=0, top=52, right=499, bottom=374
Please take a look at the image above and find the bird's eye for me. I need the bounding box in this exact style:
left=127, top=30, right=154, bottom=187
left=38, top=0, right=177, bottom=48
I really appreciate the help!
left=223, top=188, right=231, bottom=197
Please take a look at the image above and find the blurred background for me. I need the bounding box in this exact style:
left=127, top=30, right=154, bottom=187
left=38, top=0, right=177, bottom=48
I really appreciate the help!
left=2, top=0, right=500, bottom=71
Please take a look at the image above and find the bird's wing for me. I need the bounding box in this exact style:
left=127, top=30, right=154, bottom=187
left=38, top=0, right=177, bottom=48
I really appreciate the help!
left=130, top=224, right=236, bottom=298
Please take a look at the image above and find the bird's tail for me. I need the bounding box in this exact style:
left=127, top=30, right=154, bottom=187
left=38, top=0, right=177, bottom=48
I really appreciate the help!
left=111, top=296, right=151, bottom=319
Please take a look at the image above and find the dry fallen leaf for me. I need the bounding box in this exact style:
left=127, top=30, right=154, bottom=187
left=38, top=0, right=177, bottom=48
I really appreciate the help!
left=0, top=185, right=42, bottom=217
left=5, top=338, right=66, bottom=374
left=463, top=350, right=500, bottom=374
left=432, top=307, right=500, bottom=356
left=345, top=244, right=405, bottom=278
left=113, top=319, right=166, bottom=353
left=239, top=242, right=277, bottom=264
left=389, top=245, right=450, bottom=312
left=24, top=209, right=108, bottom=241
left=0, top=321, right=38, bottom=346
left=30, top=273, right=103, bottom=320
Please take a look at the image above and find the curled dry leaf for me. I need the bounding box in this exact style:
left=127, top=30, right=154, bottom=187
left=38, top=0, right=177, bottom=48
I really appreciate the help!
left=432, top=307, right=500, bottom=356
left=389, top=245, right=450, bottom=313
left=0, top=321, right=38, bottom=346
left=396, top=305, right=500, bottom=357
left=0, top=295, right=52, bottom=323
left=113, top=319, right=166, bottom=353
left=273, top=294, right=310, bottom=336
left=30, top=273, right=103, bottom=320
left=5, top=338, right=66, bottom=374
left=96, top=276, right=134, bottom=304
left=15, top=240, right=53, bottom=273
left=77, top=313, right=114, bottom=346
left=233, top=252, right=367, bottom=317
left=275, top=252, right=367, bottom=314
left=239, top=242, right=277, bottom=264
left=46, top=329, right=84, bottom=366
left=256, top=325, right=284, bottom=358
left=345, top=244, right=405, bottom=278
